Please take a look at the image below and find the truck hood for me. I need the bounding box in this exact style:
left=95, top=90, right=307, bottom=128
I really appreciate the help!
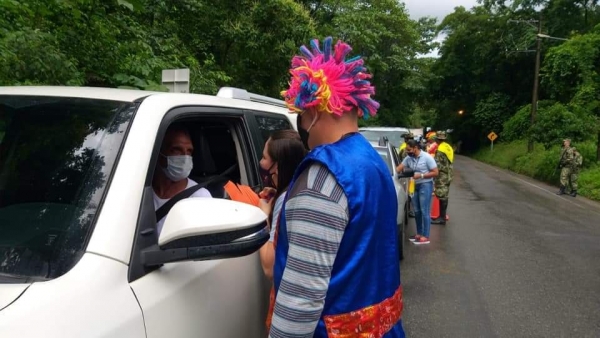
left=0, top=283, right=30, bottom=311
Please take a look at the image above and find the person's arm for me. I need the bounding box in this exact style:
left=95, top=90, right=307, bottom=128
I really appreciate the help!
left=259, top=242, right=275, bottom=280
left=413, top=154, right=438, bottom=179
left=258, top=198, right=274, bottom=279
left=434, top=149, right=441, bottom=164
left=434, top=151, right=449, bottom=174
left=412, top=168, right=438, bottom=180
left=259, top=193, right=285, bottom=280
left=269, top=164, right=349, bottom=338
left=396, top=156, right=409, bottom=172
left=564, top=148, right=575, bottom=166
left=428, top=154, right=439, bottom=177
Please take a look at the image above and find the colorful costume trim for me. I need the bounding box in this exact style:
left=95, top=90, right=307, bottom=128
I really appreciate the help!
left=324, top=286, right=403, bottom=338
left=281, top=37, right=379, bottom=119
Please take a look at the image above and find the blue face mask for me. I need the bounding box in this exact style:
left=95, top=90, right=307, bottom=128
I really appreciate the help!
left=161, top=154, right=193, bottom=182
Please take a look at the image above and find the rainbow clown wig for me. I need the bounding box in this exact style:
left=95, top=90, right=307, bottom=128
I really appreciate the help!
left=281, top=37, right=379, bottom=120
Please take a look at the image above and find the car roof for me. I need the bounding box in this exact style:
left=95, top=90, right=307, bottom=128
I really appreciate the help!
left=0, top=86, right=296, bottom=121
left=0, top=86, right=156, bottom=102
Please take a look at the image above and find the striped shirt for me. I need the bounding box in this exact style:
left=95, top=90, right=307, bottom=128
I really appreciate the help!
left=269, top=163, right=349, bottom=338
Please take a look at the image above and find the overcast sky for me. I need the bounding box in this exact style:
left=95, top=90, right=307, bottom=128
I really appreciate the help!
left=402, top=0, right=480, bottom=57
left=402, top=0, right=480, bottom=21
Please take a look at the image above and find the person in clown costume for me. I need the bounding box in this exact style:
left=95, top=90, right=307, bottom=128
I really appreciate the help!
left=425, top=131, right=438, bottom=155
left=267, top=37, right=405, bottom=338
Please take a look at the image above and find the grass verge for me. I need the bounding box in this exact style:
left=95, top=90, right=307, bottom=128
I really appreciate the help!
left=472, top=140, right=600, bottom=201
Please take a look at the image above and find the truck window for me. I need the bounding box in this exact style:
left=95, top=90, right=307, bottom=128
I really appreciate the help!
left=128, top=113, right=258, bottom=282
left=255, top=114, right=292, bottom=145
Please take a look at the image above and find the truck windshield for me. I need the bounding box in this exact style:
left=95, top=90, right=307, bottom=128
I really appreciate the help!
left=0, top=96, right=136, bottom=282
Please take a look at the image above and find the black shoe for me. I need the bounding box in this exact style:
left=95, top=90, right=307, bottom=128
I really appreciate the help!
left=570, top=190, right=577, bottom=197
left=431, top=217, right=446, bottom=224
left=557, top=186, right=566, bottom=195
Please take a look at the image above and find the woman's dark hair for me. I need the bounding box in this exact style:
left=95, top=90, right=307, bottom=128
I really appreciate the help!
left=267, top=129, right=307, bottom=224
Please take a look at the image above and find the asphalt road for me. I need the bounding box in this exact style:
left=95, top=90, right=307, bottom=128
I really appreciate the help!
left=401, top=155, right=600, bottom=338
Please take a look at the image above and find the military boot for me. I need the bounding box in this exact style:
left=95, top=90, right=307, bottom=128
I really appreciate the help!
left=432, top=200, right=448, bottom=225
left=556, top=186, right=566, bottom=195
left=570, top=190, right=577, bottom=197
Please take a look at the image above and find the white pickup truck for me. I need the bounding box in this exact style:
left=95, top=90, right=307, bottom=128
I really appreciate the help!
left=0, top=86, right=297, bottom=338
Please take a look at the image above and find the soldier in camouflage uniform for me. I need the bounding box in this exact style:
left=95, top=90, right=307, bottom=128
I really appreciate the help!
left=398, top=132, right=414, bottom=161
left=432, top=131, right=453, bottom=225
left=557, top=138, right=574, bottom=195
left=569, top=147, right=583, bottom=197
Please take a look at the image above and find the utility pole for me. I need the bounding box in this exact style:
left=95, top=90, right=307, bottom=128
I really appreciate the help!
left=508, top=18, right=569, bottom=153
left=529, top=18, right=542, bottom=153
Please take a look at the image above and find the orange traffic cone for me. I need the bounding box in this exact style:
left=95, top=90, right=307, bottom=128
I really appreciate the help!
left=430, top=195, right=440, bottom=219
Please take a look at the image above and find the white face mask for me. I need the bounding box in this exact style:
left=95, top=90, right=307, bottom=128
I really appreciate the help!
left=161, top=154, right=193, bottom=182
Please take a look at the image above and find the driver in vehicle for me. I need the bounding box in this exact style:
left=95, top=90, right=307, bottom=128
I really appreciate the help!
left=152, top=124, right=212, bottom=234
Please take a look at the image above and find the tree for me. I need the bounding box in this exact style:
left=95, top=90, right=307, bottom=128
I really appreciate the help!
left=0, top=29, right=84, bottom=86
left=473, top=93, right=513, bottom=135
left=325, top=0, right=430, bottom=126
left=428, top=0, right=600, bottom=154
left=429, top=5, right=537, bottom=151
left=530, top=102, right=597, bottom=148
left=543, top=25, right=600, bottom=160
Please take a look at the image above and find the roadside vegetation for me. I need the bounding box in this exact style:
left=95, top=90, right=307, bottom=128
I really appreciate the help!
left=1, top=0, right=599, bottom=189
left=474, top=140, right=600, bottom=201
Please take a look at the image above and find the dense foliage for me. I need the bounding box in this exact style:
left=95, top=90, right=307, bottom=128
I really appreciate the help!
left=0, top=0, right=436, bottom=128
left=0, top=0, right=599, bottom=161
left=427, top=0, right=600, bottom=159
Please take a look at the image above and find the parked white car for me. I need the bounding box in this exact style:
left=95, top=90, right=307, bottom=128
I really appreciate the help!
left=0, top=86, right=298, bottom=338
left=369, top=137, right=411, bottom=260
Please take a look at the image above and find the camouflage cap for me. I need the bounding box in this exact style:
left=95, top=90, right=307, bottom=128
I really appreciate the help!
left=436, top=131, right=447, bottom=140
left=402, top=132, right=414, bottom=139
left=563, top=138, right=571, bottom=142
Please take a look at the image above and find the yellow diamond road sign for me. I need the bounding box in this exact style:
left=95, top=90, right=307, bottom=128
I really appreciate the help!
left=488, top=131, right=498, bottom=142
